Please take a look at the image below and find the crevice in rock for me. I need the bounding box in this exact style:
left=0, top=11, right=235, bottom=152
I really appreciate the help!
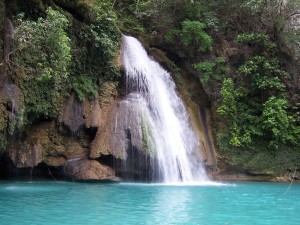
left=52, top=0, right=85, bottom=22
left=0, top=154, right=67, bottom=180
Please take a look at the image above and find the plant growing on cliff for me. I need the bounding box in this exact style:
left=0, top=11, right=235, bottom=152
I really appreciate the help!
left=193, top=57, right=228, bottom=84
left=218, top=72, right=298, bottom=148
left=238, top=56, right=287, bottom=92
left=12, top=8, right=71, bottom=122
left=262, top=96, right=300, bottom=148
left=217, top=78, right=261, bottom=146
left=236, top=33, right=276, bottom=50
left=165, top=20, right=212, bottom=55
left=69, top=1, right=121, bottom=101
left=184, top=0, right=219, bottom=30
left=72, top=76, right=97, bottom=101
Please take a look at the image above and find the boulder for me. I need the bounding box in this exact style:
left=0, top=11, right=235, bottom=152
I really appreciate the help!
left=64, top=158, right=120, bottom=181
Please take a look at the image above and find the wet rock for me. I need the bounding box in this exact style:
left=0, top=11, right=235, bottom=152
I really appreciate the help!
left=89, top=100, right=122, bottom=158
left=98, top=82, right=118, bottom=108
left=90, top=94, right=153, bottom=160
left=45, top=156, right=66, bottom=167
left=9, top=142, right=43, bottom=168
left=210, top=160, right=275, bottom=181
left=271, top=176, right=292, bottom=182
left=8, top=122, right=87, bottom=168
left=0, top=84, right=24, bottom=144
left=0, top=84, right=24, bottom=113
left=83, top=82, right=118, bottom=129
left=64, top=158, right=120, bottom=181
left=59, top=93, right=84, bottom=133
left=148, top=47, right=174, bottom=70
left=83, top=99, right=102, bottom=128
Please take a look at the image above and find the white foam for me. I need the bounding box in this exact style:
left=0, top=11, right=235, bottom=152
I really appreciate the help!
left=122, top=35, right=207, bottom=183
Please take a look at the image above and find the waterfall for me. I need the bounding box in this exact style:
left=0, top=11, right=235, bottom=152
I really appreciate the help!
left=121, top=35, right=207, bottom=183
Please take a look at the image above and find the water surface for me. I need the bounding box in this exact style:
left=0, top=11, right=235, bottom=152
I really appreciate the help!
left=0, top=181, right=299, bottom=225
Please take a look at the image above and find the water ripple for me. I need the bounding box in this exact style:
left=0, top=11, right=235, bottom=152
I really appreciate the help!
left=0, top=181, right=299, bottom=225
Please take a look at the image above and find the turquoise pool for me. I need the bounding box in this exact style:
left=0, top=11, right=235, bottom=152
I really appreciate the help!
left=0, top=181, right=299, bottom=224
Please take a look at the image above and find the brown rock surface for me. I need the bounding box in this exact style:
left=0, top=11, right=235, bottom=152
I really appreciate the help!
left=59, top=93, right=84, bottom=132
left=8, top=122, right=86, bottom=168
left=64, top=158, right=120, bottom=181
left=89, top=101, right=120, bottom=158
left=89, top=81, right=123, bottom=159
left=9, top=142, right=43, bottom=168
left=44, top=156, right=66, bottom=167
left=89, top=94, right=152, bottom=160
left=83, top=99, right=102, bottom=128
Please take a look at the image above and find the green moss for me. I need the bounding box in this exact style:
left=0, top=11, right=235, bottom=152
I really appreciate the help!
left=98, top=82, right=117, bottom=107
left=218, top=136, right=300, bottom=174
left=141, top=115, right=155, bottom=156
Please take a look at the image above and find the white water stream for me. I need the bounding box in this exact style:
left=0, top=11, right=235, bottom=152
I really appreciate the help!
left=122, top=35, right=207, bottom=183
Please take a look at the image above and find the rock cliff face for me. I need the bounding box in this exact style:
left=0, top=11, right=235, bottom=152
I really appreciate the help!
left=1, top=0, right=299, bottom=182
left=3, top=81, right=121, bottom=181
left=1, top=50, right=220, bottom=182
left=1, top=36, right=291, bottom=182
left=1, top=34, right=272, bottom=182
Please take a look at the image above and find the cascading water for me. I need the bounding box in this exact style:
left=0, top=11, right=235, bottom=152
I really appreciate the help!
left=121, top=35, right=207, bottom=183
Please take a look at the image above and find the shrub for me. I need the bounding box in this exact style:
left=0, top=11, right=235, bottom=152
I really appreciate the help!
left=236, top=33, right=276, bottom=50
left=13, top=8, right=71, bottom=121
left=193, top=57, right=228, bottom=84
left=262, top=96, right=300, bottom=147
left=73, top=76, right=97, bottom=101
left=69, top=1, right=121, bottom=101
left=165, top=20, right=212, bottom=54
left=238, top=56, right=286, bottom=91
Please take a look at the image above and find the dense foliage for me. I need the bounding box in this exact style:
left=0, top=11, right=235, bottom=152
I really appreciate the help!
left=13, top=8, right=71, bottom=121
left=217, top=33, right=299, bottom=149
left=68, top=0, right=121, bottom=101
left=116, top=0, right=300, bottom=172
left=0, top=0, right=299, bottom=173
left=3, top=0, right=121, bottom=127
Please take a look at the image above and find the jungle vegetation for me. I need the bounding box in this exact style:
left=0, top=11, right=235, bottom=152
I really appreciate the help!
left=0, top=0, right=299, bottom=173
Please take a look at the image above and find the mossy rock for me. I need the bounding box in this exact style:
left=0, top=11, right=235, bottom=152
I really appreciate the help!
left=218, top=137, right=300, bottom=176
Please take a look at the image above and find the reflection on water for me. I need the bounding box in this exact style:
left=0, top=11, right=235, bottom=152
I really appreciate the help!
left=151, top=188, right=190, bottom=224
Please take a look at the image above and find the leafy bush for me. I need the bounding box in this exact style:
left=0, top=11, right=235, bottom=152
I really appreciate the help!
left=218, top=80, right=299, bottom=148
left=165, top=20, right=212, bottom=54
left=194, top=61, right=215, bottom=84
left=181, top=20, right=212, bottom=52
left=238, top=56, right=286, bottom=91
left=217, top=78, right=261, bottom=146
left=13, top=8, right=71, bottom=121
left=262, top=96, right=300, bottom=147
left=185, top=0, right=219, bottom=30
left=217, top=78, right=237, bottom=119
left=236, top=33, right=276, bottom=50
left=193, top=57, right=228, bottom=84
left=73, top=76, right=97, bottom=101
left=69, top=1, right=121, bottom=101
